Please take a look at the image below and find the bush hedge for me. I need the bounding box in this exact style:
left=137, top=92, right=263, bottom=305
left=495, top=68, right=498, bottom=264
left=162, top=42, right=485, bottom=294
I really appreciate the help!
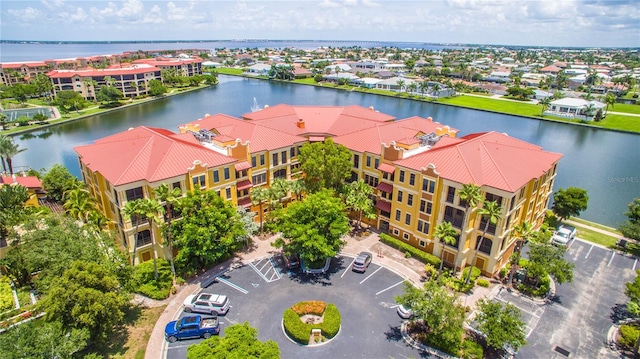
left=462, top=266, right=481, bottom=282
left=461, top=338, right=484, bottom=359
left=132, top=259, right=173, bottom=300
left=379, top=233, right=441, bottom=267
left=283, top=302, right=341, bottom=344
left=619, top=324, right=640, bottom=348
left=0, top=277, right=14, bottom=312
left=476, top=279, right=490, bottom=287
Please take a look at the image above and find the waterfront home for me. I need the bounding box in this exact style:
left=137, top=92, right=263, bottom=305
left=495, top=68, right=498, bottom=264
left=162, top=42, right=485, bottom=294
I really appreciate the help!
left=544, top=98, right=606, bottom=120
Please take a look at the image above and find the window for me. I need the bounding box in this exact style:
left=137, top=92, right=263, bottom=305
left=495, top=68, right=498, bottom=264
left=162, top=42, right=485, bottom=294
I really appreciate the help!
left=446, top=186, right=456, bottom=203
left=426, top=202, right=432, bottom=215
left=399, top=170, right=405, bottom=182
left=213, top=170, right=219, bottom=183
left=403, top=233, right=410, bottom=240
left=125, top=187, right=143, bottom=201
left=510, top=196, right=516, bottom=211
left=353, top=154, right=360, bottom=168
left=485, top=193, right=503, bottom=206
left=422, top=179, right=435, bottom=193
left=444, top=206, right=465, bottom=229
left=366, top=156, right=371, bottom=167
left=260, top=154, right=265, bottom=166
left=393, top=229, right=400, bottom=236
left=374, top=158, right=379, bottom=169
left=136, top=230, right=152, bottom=247
left=476, top=236, right=492, bottom=255
left=409, top=173, right=415, bottom=186
left=533, top=180, right=538, bottom=192
left=272, top=153, right=279, bottom=166
left=193, top=174, right=206, bottom=188
left=397, top=190, right=403, bottom=203
left=251, top=156, right=257, bottom=167
left=407, top=194, right=413, bottom=206
left=224, top=167, right=230, bottom=180
left=417, top=220, right=429, bottom=234
left=419, top=240, right=426, bottom=247
left=252, top=173, right=266, bottom=185
left=281, top=151, right=287, bottom=163
left=364, top=174, right=378, bottom=188
left=395, top=210, right=401, bottom=221
left=420, top=200, right=426, bottom=213
left=225, top=187, right=231, bottom=199
left=172, top=182, right=181, bottom=190
left=290, top=147, right=296, bottom=158
left=519, top=187, right=526, bottom=199
left=479, top=217, right=497, bottom=235
left=405, top=213, right=411, bottom=226
left=274, top=168, right=287, bottom=179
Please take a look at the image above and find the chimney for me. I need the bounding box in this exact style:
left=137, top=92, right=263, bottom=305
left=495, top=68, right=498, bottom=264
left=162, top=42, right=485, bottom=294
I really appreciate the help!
left=297, top=118, right=305, bottom=129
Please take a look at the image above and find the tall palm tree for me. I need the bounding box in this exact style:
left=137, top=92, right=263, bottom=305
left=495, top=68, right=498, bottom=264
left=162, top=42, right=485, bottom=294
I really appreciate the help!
left=0, top=135, right=27, bottom=175
left=538, top=97, right=552, bottom=116
left=86, top=209, right=111, bottom=232
left=154, top=183, right=182, bottom=280
left=465, top=200, right=502, bottom=284
left=269, top=178, right=290, bottom=209
left=121, top=199, right=144, bottom=266
left=459, top=183, right=482, bottom=235
left=396, top=79, right=405, bottom=94
left=434, top=221, right=458, bottom=277
left=507, top=221, right=533, bottom=286
left=63, top=188, right=95, bottom=222
left=139, top=198, right=164, bottom=279
left=289, top=179, right=306, bottom=201
left=604, top=93, right=616, bottom=115
left=251, top=186, right=270, bottom=235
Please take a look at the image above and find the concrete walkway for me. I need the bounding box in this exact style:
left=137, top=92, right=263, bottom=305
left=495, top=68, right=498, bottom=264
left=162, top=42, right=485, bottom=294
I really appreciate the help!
left=144, top=231, right=493, bottom=359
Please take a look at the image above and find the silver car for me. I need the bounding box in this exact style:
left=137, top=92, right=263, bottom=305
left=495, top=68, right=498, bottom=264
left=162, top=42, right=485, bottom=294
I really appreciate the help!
left=183, top=293, right=230, bottom=315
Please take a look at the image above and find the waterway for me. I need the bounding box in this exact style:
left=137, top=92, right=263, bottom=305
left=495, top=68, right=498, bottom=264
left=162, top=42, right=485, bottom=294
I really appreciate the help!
left=9, top=75, right=640, bottom=227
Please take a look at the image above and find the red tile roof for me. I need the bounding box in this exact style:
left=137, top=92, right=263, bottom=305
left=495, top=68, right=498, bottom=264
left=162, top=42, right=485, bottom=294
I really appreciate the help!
left=0, top=176, right=42, bottom=188
left=47, top=65, right=159, bottom=78
left=393, top=132, right=562, bottom=192
left=74, top=126, right=235, bottom=186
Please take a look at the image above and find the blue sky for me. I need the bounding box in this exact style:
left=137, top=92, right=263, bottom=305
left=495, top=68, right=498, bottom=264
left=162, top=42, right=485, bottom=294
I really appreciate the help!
left=1, top=0, right=638, bottom=47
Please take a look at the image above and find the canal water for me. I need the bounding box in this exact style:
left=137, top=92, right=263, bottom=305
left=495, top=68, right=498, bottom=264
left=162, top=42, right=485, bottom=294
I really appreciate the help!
left=10, top=75, right=640, bottom=227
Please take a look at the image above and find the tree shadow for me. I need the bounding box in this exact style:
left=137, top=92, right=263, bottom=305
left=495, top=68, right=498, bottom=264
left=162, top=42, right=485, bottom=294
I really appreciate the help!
left=384, top=325, right=403, bottom=342
left=610, top=303, right=630, bottom=322
left=85, top=303, right=143, bottom=356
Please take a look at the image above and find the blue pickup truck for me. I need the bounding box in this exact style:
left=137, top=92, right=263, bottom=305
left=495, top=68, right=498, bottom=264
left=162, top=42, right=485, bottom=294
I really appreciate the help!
left=164, top=315, right=219, bottom=343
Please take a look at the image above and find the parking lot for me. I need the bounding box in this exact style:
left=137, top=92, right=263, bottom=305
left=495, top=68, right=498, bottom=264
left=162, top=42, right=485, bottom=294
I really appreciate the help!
left=502, top=239, right=637, bottom=358
left=165, top=253, right=423, bottom=359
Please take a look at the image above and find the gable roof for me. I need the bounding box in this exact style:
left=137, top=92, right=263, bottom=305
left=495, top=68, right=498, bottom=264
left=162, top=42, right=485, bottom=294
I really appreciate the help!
left=74, top=126, right=235, bottom=186
left=394, top=132, right=562, bottom=192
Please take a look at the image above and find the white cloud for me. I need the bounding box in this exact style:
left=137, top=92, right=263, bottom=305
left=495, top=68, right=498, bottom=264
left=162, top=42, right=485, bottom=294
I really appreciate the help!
left=41, top=0, right=65, bottom=10
left=7, top=7, right=41, bottom=21
left=69, top=7, right=89, bottom=22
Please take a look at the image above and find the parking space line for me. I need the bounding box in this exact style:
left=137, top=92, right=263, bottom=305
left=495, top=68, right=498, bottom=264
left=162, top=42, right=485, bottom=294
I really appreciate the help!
left=607, top=251, right=615, bottom=266
left=341, top=258, right=357, bottom=278
left=248, top=261, right=271, bottom=283
left=584, top=244, right=594, bottom=259
left=376, top=280, right=405, bottom=296
left=259, top=260, right=270, bottom=272
left=269, top=256, right=281, bottom=279
left=215, top=276, right=249, bottom=294
left=633, top=258, right=638, bottom=271
left=360, top=266, right=382, bottom=284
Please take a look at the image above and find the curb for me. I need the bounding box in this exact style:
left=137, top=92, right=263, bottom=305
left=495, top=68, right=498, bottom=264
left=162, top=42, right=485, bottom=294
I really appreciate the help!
left=400, top=320, right=459, bottom=359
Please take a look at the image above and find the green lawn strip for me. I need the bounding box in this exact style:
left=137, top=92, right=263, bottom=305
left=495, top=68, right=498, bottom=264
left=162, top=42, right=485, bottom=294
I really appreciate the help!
left=570, top=217, right=622, bottom=234
left=215, top=67, right=243, bottom=75
left=572, top=224, right=619, bottom=248
left=613, top=103, right=640, bottom=115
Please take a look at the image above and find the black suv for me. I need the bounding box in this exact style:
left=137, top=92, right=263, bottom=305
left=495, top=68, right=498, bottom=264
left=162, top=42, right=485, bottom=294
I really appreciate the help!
left=283, top=253, right=300, bottom=270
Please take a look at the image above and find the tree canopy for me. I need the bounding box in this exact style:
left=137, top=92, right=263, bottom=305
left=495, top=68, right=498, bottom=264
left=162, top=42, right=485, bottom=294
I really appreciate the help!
left=551, top=187, right=589, bottom=221
left=187, top=322, right=280, bottom=359
left=42, top=164, right=81, bottom=202
left=395, top=280, right=465, bottom=355
left=171, top=189, right=246, bottom=274
left=276, top=189, right=349, bottom=264
left=96, top=85, right=124, bottom=103
left=297, top=138, right=352, bottom=193
left=0, top=184, right=32, bottom=241
left=526, top=242, right=574, bottom=285
left=148, top=79, right=167, bottom=96
left=620, top=198, right=640, bottom=241
left=0, top=320, right=89, bottom=359
left=475, top=299, right=527, bottom=352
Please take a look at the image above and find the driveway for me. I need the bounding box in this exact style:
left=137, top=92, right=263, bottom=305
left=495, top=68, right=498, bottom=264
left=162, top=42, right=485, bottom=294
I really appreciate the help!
left=165, top=253, right=425, bottom=359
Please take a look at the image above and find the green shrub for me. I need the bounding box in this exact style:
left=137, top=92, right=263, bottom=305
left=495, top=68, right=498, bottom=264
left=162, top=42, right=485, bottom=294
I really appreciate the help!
left=379, top=233, right=441, bottom=267
left=517, top=275, right=550, bottom=297
left=461, top=338, right=484, bottom=359
left=476, top=279, right=490, bottom=287
left=620, top=324, right=640, bottom=348
left=424, top=264, right=438, bottom=278
left=133, top=259, right=173, bottom=300
left=0, top=277, right=14, bottom=312
left=282, top=303, right=341, bottom=344
left=499, top=266, right=508, bottom=279
left=404, top=251, right=412, bottom=258
left=462, top=266, right=481, bottom=282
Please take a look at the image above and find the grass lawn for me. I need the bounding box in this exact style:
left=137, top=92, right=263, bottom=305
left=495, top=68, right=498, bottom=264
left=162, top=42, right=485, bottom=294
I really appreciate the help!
left=570, top=217, right=622, bottom=234
left=92, top=304, right=166, bottom=359
left=438, top=95, right=542, bottom=117
left=215, top=67, right=243, bottom=75
left=574, top=224, right=619, bottom=248
left=612, top=103, right=640, bottom=115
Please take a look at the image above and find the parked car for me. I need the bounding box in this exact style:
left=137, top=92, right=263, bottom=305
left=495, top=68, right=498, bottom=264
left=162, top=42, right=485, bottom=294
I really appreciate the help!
left=164, top=315, right=219, bottom=343
left=283, top=252, right=300, bottom=270
left=183, top=293, right=230, bottom=315
left=396, top=304, right=413, bottom=319
left=551, top=224, right=577, bottom=247
left=352, top=251, right=373, bottom=272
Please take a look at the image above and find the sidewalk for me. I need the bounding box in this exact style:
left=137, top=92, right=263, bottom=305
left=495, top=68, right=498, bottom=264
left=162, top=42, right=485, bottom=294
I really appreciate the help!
left=565, top=219, right=626, bottom=240
left=144, top=231, right=493, bottom=359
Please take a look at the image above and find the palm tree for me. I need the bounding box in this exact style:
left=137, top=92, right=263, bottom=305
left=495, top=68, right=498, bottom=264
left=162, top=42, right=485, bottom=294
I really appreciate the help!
left=63, top=188, right=95, bottom=222
left=582, top=103, right=597, bottom=120
left=268, top=178, right=290, bottom=209
left=434, top=221, right=458, bottom=277
left=396, top=79, right=405, bottom=94
left=604, top=93, right=616, bottom=115
left=538, top=97, right=552, bottom=116
left=407, top=82, right=418, bottom=96
left=419, top=81, right=429, bottom=97
left=289, top=179, right=306, bottom=201
left=86, top=210, right=111, bottom=232
left=139, top=198, right=164, bottom=279
left=154, top=183, right=182, bottom=280
left=0, top=136, right=27, bottom=175
left=507, top=221, right=533, bottom=286
left=121, top=199, right=144, bottom=265
left=465, top=200, right=502, bottom=284
left=250, top=186, right=270, bottom=235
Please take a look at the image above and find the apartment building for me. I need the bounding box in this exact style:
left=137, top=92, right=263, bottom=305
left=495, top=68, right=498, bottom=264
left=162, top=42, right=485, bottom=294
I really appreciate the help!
left=75, top=105, right=562, bottom=275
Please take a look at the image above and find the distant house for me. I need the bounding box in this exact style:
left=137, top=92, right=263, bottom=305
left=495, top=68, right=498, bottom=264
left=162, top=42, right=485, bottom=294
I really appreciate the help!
left=374, top=77, right=418, bottom=91
left=545, top=98, right=605, bottom=120
left=484, top=71, right=511, bottom=83
left=246, top=63, right=271, bottom=76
